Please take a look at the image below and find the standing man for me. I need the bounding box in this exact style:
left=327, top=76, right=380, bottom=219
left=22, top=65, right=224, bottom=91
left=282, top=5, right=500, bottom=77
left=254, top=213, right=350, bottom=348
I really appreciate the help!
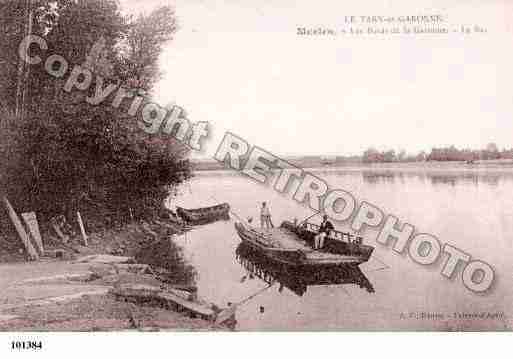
left=260, top=202, right=274, bottom=230
left=314, top=215, right=334, bottom=250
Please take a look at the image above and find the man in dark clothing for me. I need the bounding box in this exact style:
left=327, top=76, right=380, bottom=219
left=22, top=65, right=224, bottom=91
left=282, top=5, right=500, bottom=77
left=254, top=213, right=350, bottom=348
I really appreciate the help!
left=314, top=215, right=334, bottom=249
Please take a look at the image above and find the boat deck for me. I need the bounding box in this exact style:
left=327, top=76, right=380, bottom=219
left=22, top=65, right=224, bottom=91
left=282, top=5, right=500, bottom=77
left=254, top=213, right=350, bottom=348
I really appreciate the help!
left=245, top=226, right=363, bottom=264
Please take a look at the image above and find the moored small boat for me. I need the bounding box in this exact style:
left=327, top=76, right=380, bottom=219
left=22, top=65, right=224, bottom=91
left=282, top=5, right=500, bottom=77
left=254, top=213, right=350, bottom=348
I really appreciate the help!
left=176, top=203, right=230, bottom=225
left=234, top=220, right=374, bottom=267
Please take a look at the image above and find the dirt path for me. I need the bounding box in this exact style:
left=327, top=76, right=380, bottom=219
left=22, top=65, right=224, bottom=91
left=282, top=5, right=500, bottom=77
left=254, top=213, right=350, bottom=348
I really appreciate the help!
left=0, top=260, right=97, bottom=305
left=0, top=258, right=227, bottom=331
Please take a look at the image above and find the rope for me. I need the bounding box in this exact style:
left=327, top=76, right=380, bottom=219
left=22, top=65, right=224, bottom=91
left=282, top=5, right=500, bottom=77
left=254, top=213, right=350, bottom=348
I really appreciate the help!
left=366, top=255, right=390, bottom=273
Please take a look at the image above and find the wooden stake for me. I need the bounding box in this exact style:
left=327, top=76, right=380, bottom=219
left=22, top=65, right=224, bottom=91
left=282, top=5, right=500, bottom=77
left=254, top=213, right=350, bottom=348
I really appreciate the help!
left=77, top=211, right=88, bottom=246
left=21, top=212, right=44, bottom=255
left=3, top=197, right=38, bottom=260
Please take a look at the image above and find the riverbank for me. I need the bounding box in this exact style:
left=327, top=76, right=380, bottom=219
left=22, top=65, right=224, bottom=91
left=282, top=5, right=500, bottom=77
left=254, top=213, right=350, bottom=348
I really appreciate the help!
left=0, top=219, right=232, bottom=331
left=193, top=159, right=513, bottom=174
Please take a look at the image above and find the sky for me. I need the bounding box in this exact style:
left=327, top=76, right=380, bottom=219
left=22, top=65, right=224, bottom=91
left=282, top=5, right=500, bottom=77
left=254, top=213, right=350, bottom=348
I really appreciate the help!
left=119, top=0, right=513, bottom=158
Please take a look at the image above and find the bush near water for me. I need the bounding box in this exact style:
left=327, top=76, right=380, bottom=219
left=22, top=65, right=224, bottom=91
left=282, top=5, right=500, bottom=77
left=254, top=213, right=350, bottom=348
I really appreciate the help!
left=0, top=1, right=192, bottom=258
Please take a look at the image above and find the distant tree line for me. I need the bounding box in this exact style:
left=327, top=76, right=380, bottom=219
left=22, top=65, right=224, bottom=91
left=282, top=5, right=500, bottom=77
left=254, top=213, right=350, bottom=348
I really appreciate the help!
left=361, top=148, right=427, bottom=163
left=360, top=143, right=513, bottom=163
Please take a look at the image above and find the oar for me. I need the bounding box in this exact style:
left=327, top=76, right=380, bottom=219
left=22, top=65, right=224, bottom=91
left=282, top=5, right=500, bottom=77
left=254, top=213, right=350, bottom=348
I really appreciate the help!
left=296, top=201, right=331, bottom=228
left=215, top=282, right=275, bottom=324
left=296, top=211, right=322, bottom=227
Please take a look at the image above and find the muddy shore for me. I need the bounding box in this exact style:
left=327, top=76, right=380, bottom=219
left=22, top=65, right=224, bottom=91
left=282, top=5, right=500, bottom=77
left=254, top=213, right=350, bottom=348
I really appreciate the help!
left=0, top=219, right=232, bottom=331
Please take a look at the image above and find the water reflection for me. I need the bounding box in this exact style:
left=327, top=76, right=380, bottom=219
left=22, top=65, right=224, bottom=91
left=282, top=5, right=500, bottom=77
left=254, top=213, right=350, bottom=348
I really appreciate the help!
left=235, top=243, right=374, bottom=297
left=196, top=168, right=513, bottom=187
left=362, top=171, right=398, bottom=185
left=361, top=171, right=506, bottom=187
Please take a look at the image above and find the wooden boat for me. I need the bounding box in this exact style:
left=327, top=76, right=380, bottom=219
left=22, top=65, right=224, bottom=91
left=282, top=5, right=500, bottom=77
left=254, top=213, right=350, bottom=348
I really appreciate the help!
left=236, top=242, right=374, bottom=296
left=176, top=203, right=230, bottom=225
left=234, top=220, right=374, bottom=267
left=281, top=221, right=373, bottom=259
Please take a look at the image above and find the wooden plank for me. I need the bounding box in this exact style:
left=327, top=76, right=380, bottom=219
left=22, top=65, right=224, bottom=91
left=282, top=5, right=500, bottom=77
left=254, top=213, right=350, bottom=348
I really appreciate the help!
left=112, top=263, right=154, bottom=274
left=110, top=285, right=215, bottom=319
left=74, top=254, right=133, bottom=264
left=112, top=284, right=161, bottom=296
left=215, top=306, right=236, bottom=325
left=76, top=211, right=88, bottom=246
left=20, top=271, right=94, bottom=284
left=157, top=291, right=215, bottom=318
left=21, top=212, right=44, bottom=255
left=3, top=197, right=39, bottom=260
left=0, top=289, right=110, bottom=311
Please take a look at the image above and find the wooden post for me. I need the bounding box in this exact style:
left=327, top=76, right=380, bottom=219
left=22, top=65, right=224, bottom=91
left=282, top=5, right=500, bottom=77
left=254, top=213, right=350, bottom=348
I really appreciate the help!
left=76, top=211, right=88, bottom=246
left=21, top=212, right=44, bottom=255
left=3, top=197, right=38, bottom=260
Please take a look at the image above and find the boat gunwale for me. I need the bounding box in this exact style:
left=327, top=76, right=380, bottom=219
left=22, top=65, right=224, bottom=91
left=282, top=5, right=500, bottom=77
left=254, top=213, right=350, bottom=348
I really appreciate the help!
left=234, top=222, right=372, bottom=266
left=176, top=203, right=229, bottom=214
left=282, top=221, right=375, bottom=252
left=175, top=203, right=230, bottom=224
left=235, top=225, right=302, bottom=253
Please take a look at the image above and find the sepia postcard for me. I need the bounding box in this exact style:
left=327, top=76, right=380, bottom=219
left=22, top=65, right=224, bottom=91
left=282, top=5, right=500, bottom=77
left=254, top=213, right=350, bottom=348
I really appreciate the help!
left=0, top=0, right=512, bottom=346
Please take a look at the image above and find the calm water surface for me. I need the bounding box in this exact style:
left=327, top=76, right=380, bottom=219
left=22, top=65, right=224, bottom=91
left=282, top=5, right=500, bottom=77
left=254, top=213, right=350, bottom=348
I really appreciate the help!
left=171, top=168, right=513, bottom=330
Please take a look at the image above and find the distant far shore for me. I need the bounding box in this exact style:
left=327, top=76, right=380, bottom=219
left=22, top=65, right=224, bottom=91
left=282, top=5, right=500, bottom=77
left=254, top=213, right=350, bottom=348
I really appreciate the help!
left=192, top=158, right=513, bottom=173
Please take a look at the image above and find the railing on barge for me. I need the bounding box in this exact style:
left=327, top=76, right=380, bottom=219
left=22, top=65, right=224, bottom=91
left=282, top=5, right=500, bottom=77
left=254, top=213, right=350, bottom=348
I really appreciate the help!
left=300, top=222, right=364, bottom=244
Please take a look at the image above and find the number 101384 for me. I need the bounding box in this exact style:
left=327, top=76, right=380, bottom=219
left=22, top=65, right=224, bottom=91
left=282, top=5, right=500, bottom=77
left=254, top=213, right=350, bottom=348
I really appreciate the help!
left=11, top=341, right=42, bottom=350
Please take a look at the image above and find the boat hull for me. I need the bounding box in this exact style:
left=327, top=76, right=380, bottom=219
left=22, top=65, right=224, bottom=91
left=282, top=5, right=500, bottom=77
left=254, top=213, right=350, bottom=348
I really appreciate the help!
left=234, top=222, right=374, bottom=267
left=234, top=222, right=306, bottom=265
left=236, top=242, right=375, bottom=296
left=176, top=203, right=230, bottom=225
left=280, top=221, right=374, bottom=263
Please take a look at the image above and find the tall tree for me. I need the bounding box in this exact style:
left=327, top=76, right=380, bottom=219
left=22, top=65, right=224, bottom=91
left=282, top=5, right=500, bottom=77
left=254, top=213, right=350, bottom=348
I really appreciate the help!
left=119, top=5, right=177, bottom=90
left=1, top=0, right=191, bottom=226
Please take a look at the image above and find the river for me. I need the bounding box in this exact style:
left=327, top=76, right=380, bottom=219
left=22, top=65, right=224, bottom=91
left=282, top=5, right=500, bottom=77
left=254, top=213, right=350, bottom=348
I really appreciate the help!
left=170, top=167, right=513, bottom=330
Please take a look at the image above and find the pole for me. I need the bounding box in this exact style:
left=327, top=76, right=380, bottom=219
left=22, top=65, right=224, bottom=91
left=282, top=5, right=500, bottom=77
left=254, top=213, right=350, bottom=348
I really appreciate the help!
left=21, top=212, right=44, bottom=255
left=296, top=211, right=322, bottom=227
left=297, top=200, right=332, bottom=227
left=77, top=211, right=88, bottom=246
left=215, top=282, right=275, bottom=324
left=3, top=197, right=38, bottom=260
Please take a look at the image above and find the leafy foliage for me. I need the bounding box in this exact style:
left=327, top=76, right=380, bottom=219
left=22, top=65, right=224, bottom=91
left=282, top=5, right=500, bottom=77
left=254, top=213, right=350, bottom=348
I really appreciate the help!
left=0, top=0, right=192, bottom=228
